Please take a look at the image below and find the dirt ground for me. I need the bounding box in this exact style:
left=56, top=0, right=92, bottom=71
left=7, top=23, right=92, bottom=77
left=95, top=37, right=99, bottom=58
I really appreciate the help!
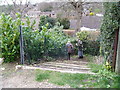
left=1, top=63, right=70, bottom=88
left=1, top=56, right=94, bottom=88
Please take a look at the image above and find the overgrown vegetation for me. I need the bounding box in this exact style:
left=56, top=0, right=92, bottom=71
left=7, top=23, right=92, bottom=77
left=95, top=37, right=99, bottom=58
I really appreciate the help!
left=24, top=22, right=71, bottom=63
left=36, top=54, right=120, bottom=88
left=100, top=2, right=120, bottom=64
left=0, top=13, right=20, bottom=62
left=1, top=13, right=72, bottom=63
left=57, top=18, right=70, bottom=29
left=89, top=63, right=120, bottom=88
left=39, top=16, right=70, bottom=31
left=36, top=57, right=120, bottom=88
left=75, top=31, right=100, bottom=56
left=39, top=16, right=56, bottom=31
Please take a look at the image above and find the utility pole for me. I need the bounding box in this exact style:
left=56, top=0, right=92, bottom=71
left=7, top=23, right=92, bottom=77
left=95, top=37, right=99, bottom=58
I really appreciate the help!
left=19, top=25, right=24, bottom=64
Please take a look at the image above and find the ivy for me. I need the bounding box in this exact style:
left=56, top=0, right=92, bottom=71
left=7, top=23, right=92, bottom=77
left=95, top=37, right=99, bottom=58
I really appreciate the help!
left=100, top=2, right=120, bottom=63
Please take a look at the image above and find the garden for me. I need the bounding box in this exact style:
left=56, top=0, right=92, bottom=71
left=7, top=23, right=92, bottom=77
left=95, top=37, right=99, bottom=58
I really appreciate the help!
left=1, top=2, right=120, bottom=88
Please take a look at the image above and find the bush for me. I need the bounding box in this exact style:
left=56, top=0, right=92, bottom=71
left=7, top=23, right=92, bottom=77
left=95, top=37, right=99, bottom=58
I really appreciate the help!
left=57, top=18, right=70, bottom=29
left=76, top=31, right=89, bottom=41
left=83, top=40, right=100, bottom=56
left=23, top=22, right=70, bottom=63
left=89, top=62, right=120, bottom=88
left=0, top=13, right=20, bottom=62
left=1, top=14, right=71, bottom=63
left=39, top=16, right=70, bottom=30
left=76, top=31, right=100, bottom=56
left=39, top=16, right=56, bottom=31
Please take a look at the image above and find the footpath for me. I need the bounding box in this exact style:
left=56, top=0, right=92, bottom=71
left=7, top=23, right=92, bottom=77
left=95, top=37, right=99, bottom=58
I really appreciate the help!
left=2, top=56, right=95, bottom=88
left=22, top=57, right=95, bottom=75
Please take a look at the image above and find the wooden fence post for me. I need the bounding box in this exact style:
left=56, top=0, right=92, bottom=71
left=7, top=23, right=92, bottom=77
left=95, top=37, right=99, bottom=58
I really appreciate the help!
left=115, top=28, right=120, bottom=73
left=112, top=29, right=119, bottom=71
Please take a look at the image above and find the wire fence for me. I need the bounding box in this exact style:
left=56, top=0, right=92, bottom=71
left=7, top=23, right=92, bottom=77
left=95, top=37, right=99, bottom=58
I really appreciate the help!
left=20, top=26, right=68, bottom=64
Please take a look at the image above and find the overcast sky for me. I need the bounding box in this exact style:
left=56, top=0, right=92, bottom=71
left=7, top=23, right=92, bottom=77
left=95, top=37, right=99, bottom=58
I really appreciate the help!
left=0, top=0, right=53, bottom=5
left=0, top=0, right=119, bottom=5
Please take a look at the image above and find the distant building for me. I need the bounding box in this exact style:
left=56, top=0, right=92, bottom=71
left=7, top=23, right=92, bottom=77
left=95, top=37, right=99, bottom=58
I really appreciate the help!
left=26, top=11, right=56, bottom=18
left=24, top=10, right=56, bottom=29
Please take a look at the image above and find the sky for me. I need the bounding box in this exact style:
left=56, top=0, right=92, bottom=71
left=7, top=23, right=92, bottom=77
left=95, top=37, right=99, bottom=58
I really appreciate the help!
left=0, top=0, right=52, bottom=5
left=0, top=0, right=119, bottom=5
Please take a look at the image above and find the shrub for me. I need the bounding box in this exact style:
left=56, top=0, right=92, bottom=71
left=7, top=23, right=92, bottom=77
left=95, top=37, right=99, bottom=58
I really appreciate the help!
left=83, top=40, right=100, bottom=56
left=23, top=22, right=71, bottom=63
left=39, top=16, right=56, bottom=31
left=1, top=14, right=71, bottom=63
left=57, top=18, right=70, bottom=29
left=76, top=31, right=89, bottom=41
left=0, top=13, right=20, bottom=62
left=76, top=31, right=100, bottom=56
left=100, top=2, right=120, bottom=65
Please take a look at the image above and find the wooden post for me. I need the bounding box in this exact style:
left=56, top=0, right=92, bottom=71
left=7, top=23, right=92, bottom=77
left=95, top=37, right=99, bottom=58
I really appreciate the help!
left=112, top=29, right=119, bottom=71
left=115, top=28, right=120, bottom=73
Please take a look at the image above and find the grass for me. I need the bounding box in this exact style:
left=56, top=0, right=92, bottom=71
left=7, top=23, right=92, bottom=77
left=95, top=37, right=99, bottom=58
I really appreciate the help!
left=35, top=55, right=120, bottom=88
left=36, top=68, right=120, bottom=88
left=84, top=54, right=94, bottom=62
left=36, top=70, right=96, bottom=88
left=36, top=70, right=50, bottom=82
left=87, top=57, right=120, bottom=88
left=85, top=54, right=103, bottom=73
left=88, top=63, right=103, bottom=73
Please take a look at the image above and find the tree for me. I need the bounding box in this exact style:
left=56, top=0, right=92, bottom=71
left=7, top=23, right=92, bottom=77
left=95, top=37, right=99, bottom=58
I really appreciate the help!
left=2, top=0, right=32, bottom=18
left=54, top=1, right=102, bottom=33
left=69, top=1, right=83, bottom=32
left=55, top=0, right=83, bottom=32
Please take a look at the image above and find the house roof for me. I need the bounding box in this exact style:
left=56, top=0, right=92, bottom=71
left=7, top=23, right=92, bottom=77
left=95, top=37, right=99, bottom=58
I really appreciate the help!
left=27, top=11, right=56, bottom=15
